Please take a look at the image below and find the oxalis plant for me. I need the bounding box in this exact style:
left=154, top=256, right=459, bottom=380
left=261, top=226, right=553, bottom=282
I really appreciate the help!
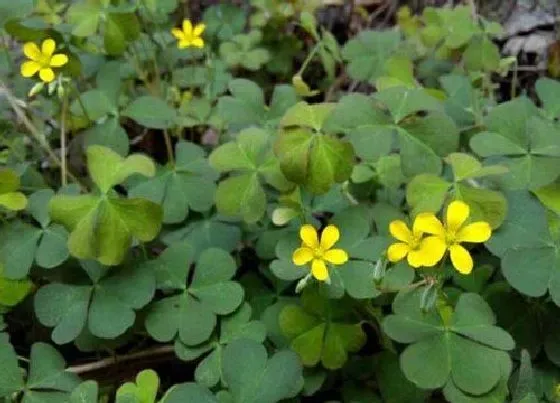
left=1, top=1, right=560, bottom=402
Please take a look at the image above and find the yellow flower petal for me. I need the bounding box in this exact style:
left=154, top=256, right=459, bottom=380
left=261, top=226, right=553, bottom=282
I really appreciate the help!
left=414, top=213, right=445, bottom=237
left=389, top=220, right=412, bottom=243
left=292, top=247, right=314, bottom=266
left=41, top=39, right=56, bottom=57
left=407, top=249, right=426, bottom=268
left=191, top=38, right=204, bottom=48
left=178, top=40, right=190, bottom=49
left=449, top=244, right=473, bottom=274
left=323, top=249, right=348, bottom=265
left=21, top=61, right=40, bottom=77
left=39, top=68, right=55, bottom=83
left=387, top=242, right=409, bottom=262
left=182, top=19, right=193, bottom=36
left=418, top=236, right=446, bottom=267
left=23, top=42, right=41, bottom=61
left=320, top=225, right=340, bottom=250
left=311, top=259, right=328, bottom=281
left=193, top=23, right=206, bottom=36
left=446, top=200, right=469, bottom=232
left=456, top=222, right=491, bottom=243
left=50, top=54, right=68, bottom=67
left=171, top=28, right=185, bottom=40
left=300, top=225, right=318, bottom=248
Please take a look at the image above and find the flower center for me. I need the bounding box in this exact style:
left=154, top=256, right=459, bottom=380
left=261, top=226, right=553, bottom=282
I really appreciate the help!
left=38, top=54, right=52, bottom=68
left=409, top=234, right=422, bottom=250
left=445, top=230, right=457, bottom=245
left=312, top=247, right=325, bottom=259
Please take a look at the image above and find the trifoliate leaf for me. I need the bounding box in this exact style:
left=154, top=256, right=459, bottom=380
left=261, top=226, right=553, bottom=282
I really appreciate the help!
left=221, top=339, right=303, bottom=403
left=34, top=262, right=155, bottom=343
left=382, top=290, right=514, bottom=395
left=145, top=245, right=243, bottom=346
left=130, top=142, right=217, bottom=224
left=279, top=287, right=366, bottom=369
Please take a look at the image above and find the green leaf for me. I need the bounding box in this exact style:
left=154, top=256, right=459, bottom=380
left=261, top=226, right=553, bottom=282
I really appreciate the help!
left=203, top=3, right=246, bottom=41
left=445, top=153, right=508, bottom=182
left=469, top=99, right=560, bottom=189
left=130, top=142, right=217, bottom=224
left=341, top=30, right=401, bottom=84
left=406, top=174, right=451, bottom=214
left=34, top=263, right=155, bottom=343
left=463, top=36, right=501, bottom=72
left=221, top=339, right=303, bottom=403
left=453, top=184, right=508, bottom=229
left=485, top=191, right=551, bottom=258
left=87, top=146, right=155, bottom=193
left=123, top=96, right=177, bottom=129
left=215, top=173, right=266, bottom=223
left=501, top=245, right=560, bottom=306
left=145, top=247, right=243, bottom=346
left=375, top=87, right=442, bottom=124
left=382, top=290, right=513, bottom=395
left=160, top=383, right=218, bottom=403
left=50, top=195, right=162, bottom=266
left=373, top=352, right=427, bottom=403
left=0, top=264, right=33, bottom=307
left=401, top=112, right=459, bottom=157
left=70, top=381, right=99, bottom=403
left=67, top=2, right=101, bottom=37
left=279, top=288, right=366, bottom=369
left=0, top=337, right=24, bottom=397
left=71, top=89, right=117, bottom=121
left=217, top=79, right=264, bottom=128
left=162, top=218, right=241, bottom=259
left=105, top=13, right=140, bottom=55
left=536, top=77, right=560, bottom=119
left=0, top=169, right=26, bottom=211
left=25, top=343, right=81, bottom=397
left=396, top=127, right=442, bottom=176
left=275, top=129, right=354, bottom=194
left=280, top=102, right=336, bottom=132
left=209, top=128, right=269, bottom=172
left=116, top=370, right=159, bottom=403
left=84, top=117, right=129, bottom=157
left=177, top=303, right=267, bottom=388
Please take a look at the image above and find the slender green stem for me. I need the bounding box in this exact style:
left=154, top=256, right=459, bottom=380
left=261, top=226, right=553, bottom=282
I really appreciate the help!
left=60, top=92, right=69, bottom=186
left=163, top=129, right=174, bottom=165
left=297, top=43, right=321, bottom=76
left=0, top=81, right=84, bottom=188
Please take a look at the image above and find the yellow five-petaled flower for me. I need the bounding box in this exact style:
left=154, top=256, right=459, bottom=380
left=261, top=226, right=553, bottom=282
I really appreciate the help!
left=387, top=219, right=445, bottom=268
left=387, top=200, right=492, bottom=275
left=292, top=224, right=349, bottom=281
left=172, top=20, right=205, bottom=49
left=415, top=200, right=492, bottom=274
left=21, top=39, right=68, bottom=83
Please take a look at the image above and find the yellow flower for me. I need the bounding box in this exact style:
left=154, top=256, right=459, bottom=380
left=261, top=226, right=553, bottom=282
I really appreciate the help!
left=387, top=219, right=445, bottom=268
left=20, top=39, right=68, bottom=83
left=292, top=224, right=349, bottom=281
left=171, top=20, right=205, bottom=49
left=415, top=200, right=492, bottom=275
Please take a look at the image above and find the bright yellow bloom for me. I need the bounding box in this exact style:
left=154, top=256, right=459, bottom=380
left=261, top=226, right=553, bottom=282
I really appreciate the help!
left=20, top=39, right=68, bottom=83
left=415, top=200, right=492, bottom=275
left=387, top=219, right=445, bottom=268
left=171, top=20, right=205, bottom=49
left=292, top=224, right=349, bottom=281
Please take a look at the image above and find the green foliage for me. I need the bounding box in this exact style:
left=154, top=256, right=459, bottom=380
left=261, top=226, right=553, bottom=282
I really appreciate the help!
left=280, top=287, right=366, bottom=369
left=34, top=260, right=155, bottom=343
left=49, top=146, right=162, bottom=265
left=145, top=243, right=243, bottom=346
left=383, top=289, right=514, bottom=396
left=3, top=1, right=560, bottom=402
